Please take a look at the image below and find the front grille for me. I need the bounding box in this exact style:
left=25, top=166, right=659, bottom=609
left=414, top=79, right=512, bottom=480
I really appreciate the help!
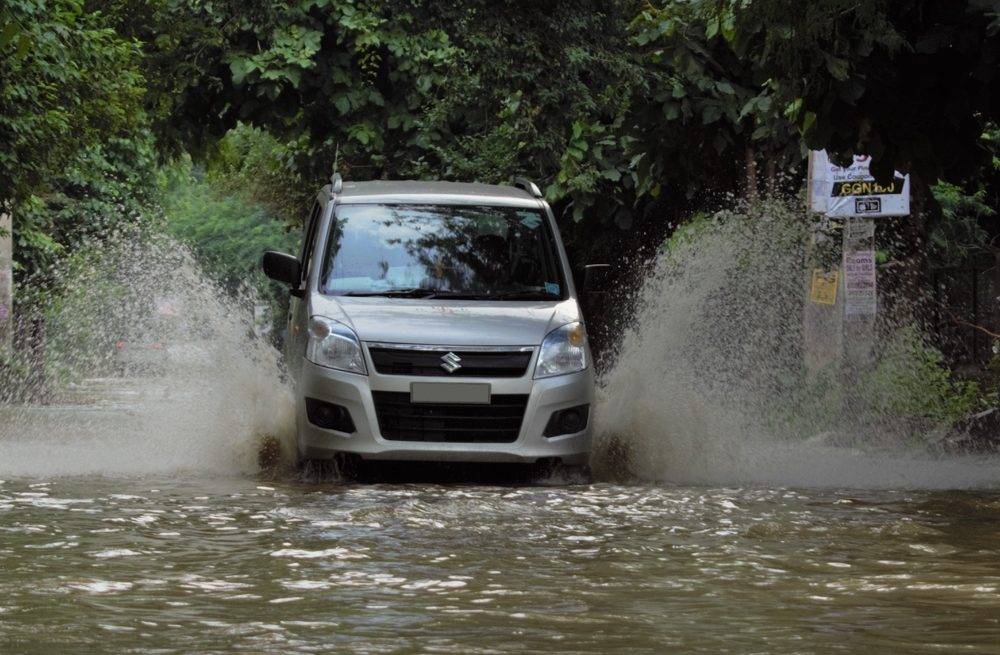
left=372, top=391, right=528, bottom=443
left=368, top=347, right=532, bottom=378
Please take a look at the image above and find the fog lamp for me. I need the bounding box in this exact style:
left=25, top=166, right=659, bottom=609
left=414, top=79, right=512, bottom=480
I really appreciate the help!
left=305, top=397, right=357, bottom=433
left=543, top=404, right=590, bottom=438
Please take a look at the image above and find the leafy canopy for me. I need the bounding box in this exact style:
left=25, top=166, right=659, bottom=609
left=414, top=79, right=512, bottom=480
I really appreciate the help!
left=0, top=0, right=146, bottom=207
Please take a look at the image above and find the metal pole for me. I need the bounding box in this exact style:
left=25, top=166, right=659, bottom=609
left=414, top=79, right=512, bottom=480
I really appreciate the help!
left=0, top=211, right=12, bottom=355
left=841, top=217, right=877, bottom=431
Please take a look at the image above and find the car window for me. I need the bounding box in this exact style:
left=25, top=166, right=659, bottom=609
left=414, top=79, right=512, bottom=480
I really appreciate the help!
left=320, top=204, right=565, bottom=299
left=299, top=202, right=321, bottom=288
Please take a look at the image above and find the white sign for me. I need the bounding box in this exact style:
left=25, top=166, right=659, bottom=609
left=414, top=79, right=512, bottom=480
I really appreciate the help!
left=809, top=150, right=910, bottom=218
left=843, top=249, right=877, bottom=316
left=845, top=217, right=875, bottom=242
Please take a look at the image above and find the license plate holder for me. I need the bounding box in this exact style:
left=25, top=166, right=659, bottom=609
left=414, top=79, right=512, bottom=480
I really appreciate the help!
left=410, top=382, right=491, bottom=405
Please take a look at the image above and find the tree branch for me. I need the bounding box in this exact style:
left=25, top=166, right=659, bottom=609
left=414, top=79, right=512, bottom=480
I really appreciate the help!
left=947, top=309, right=1000, bottom=340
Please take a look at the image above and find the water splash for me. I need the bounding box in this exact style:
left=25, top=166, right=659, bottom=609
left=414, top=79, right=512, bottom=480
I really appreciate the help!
left=0, top=229, right=295, bottom=478
left=593, top=201, right=1000, bottom=489
left=3, top=204, right=996, bottom=488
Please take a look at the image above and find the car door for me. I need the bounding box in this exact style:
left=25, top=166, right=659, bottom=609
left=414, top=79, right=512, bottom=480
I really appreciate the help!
left=286, top=200, right=322, bottom=380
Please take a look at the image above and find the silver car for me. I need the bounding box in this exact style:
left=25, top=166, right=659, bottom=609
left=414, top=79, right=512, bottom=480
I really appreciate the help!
left=263, top=176, right=605, bottom=469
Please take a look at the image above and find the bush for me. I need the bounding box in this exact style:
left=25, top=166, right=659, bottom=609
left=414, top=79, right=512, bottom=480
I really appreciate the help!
left=864, top=325, right=981, bottom=427
left=164, top=160, right=299, bottom=339
left=0, top=350, right=31, bottom=402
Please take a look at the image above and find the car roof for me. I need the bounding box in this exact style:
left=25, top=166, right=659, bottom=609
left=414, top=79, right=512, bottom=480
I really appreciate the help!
left=335, top=180, right=541, bottom=208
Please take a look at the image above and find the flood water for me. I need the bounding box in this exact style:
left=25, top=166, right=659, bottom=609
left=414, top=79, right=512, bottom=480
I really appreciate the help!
left=2, top=476, right=999, bottom=653
left=3, top=215, right=1000, bottom=652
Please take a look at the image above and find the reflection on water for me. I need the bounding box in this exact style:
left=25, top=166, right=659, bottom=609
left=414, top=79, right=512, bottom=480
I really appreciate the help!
left=1, top=477, right=998, bottom=653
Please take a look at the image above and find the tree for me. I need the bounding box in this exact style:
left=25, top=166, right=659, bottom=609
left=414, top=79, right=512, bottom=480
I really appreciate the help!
left=720, top=0, right=1000, bottom=185
left=630, top=1, right=803, bottom=202
left=12, top=134, right=161, bottom=295
left=163, top=158, right=297, bottom=295
left=0, top=0, right=145, bottom=208
left=107, top=0, right=648, bottom=220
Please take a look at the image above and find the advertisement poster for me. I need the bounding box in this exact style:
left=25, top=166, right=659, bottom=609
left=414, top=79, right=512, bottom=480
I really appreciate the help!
left=809, top=150, right=910, bottom=218
left=809, top=269, right=839, bottom=305
left=843, top=250, right=877, bottom=316
left=0, top=213, right=11, bottom=342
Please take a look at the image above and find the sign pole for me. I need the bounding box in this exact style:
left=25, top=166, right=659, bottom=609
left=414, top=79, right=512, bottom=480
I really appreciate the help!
left=840, top=218, right=877, bottom=421
left=0, top=211, right=12, bottom=355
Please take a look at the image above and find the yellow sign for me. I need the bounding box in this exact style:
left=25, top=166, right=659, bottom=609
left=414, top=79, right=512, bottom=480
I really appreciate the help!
left=810, top=268, right=839, bottom=305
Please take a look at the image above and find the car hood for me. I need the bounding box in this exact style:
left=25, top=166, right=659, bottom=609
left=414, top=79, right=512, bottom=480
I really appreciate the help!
left=309, top=295, right=581, bottom=346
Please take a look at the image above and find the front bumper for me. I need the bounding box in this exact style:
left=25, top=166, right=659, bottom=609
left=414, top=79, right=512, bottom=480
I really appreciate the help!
left=295, top=358, right=593, bottom=464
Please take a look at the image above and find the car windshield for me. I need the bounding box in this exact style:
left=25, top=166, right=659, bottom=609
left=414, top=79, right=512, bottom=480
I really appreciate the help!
left=320, top=204, right=565, bottom=299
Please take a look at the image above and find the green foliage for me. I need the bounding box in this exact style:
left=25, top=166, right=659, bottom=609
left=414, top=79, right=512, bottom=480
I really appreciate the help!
left=2, top=0, right=998, bottom=349
left=0, top=0, right=146, bottom=207
left=412, top=3, right=649, bottom=222
left=630, top=1, right=802, bottom=196
left=164, top=160, right=297, bottom=293
left=927, top=125, right=999, bottom=267
left=124, top=0, right=649, bottom=221
left=163, top=160, right=297, bottom=336
left=929, top=181, right=995, bottom=267
left=12, top=133, right=161, bottom=296
left=631, top=0, right=1000, bottom=193
left=714, top=0, right=999, bottom=184
left=660, top=212, right=716, bottom=256
left=123, top=0, right=462, bottom=174
left=3, top=0, right=157, bottom=325
left=93, top=0, right=998, bottom=234
left=547, top=118, right=643, bottom=225
left=865, top=326, right=982, bottom=426
left=0, top=348, right=33, bottom=402
left=206, top=125, right=311, bottom=225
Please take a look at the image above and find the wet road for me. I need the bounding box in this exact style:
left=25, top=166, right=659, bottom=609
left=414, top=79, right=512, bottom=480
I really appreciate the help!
left=2, top=477, right=999, bottom=653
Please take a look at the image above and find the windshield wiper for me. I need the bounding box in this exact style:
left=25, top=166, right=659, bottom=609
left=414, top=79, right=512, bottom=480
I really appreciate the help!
left=340, top=288, right=435, bottom=298
left=425, top=290, right=561, bottom=300
left=338, top=289, right=559, bottom=300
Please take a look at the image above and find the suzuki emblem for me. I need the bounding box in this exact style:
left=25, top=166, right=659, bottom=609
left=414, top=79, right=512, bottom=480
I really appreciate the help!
left=440, top=352, right=462, bottom=373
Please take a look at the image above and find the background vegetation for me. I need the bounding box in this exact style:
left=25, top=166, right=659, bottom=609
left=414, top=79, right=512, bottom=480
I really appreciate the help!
left=1, top=0, right=998, bottom=427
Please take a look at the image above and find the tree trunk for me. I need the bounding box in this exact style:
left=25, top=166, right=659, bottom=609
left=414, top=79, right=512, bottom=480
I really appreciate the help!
left=764, top=155, right=777, bottom=199
left=745, top=146, right=759, bottom=205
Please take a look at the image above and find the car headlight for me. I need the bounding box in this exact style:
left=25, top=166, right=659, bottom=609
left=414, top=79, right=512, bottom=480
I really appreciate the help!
left=306, top=317, right=367, bottom=375
left=534, top=322, right=587, bottom=378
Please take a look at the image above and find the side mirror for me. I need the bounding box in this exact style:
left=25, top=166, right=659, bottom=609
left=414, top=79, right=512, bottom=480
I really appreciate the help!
left=583, top=263, right=611, bottom=292
left=262, top=250, right=302, bottom=288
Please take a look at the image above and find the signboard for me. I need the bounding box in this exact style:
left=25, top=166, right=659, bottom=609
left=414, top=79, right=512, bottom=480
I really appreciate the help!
left=809, top=269, right=839, bottom=305
left=809, top=150, right=910, bottom=218
left=844, top=217, right=875, bottom=244
left=843, top=249, right=877, bottom=316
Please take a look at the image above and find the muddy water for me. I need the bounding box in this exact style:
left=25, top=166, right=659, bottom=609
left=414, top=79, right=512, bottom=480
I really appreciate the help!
left=3, top=214, right=1000, bottom=653
left=2, top=477, right=999, bottom=653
